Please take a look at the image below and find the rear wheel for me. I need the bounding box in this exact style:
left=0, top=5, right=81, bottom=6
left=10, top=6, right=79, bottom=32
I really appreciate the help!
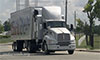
left=12, top=41, right=23, bottom=52
left=27, top=40, right=37, bottom=53
left=68, top=50, right=74, bottom=54
left=12, top=42, right=17, bottom=51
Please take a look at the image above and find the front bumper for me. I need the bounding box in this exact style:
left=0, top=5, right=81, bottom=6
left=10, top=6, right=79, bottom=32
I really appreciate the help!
left=48, top=43, right=76, bottom=51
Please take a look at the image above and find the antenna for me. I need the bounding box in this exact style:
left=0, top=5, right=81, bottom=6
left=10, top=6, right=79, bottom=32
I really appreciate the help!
left=65, top=0, right=67, bottom=25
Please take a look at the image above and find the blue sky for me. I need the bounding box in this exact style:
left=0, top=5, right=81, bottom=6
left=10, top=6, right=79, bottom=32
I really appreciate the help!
left=0, top=0, right=100, bottom=25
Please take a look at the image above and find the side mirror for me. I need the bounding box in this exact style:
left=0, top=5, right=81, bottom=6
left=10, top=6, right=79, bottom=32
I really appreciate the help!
left=70, top=24, right=73, bottom=31
left=33, top=10, right=39, bottom=17
left=43, top=23, right=47, bottom=29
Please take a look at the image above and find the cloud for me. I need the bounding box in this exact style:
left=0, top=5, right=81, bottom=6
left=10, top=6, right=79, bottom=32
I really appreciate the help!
left=0, top=9, right=11, bottom=23
left=0, top=0, right=16, bottom=23
left=0, top=0, right=86, bottom=24
left=66, top=0, right=89, bottom=24
left=0, top=0, right=99, bottom=25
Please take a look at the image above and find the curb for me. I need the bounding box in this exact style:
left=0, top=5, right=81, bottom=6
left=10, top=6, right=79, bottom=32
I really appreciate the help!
left=76, top=49, right=100, bottom=53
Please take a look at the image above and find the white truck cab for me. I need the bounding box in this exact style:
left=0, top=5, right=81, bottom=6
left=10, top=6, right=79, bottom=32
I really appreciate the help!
left=42, top=19, right=76, bottom=54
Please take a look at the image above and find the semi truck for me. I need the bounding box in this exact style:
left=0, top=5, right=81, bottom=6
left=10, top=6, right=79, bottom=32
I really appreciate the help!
left=10, top=6, right=76, bottom=54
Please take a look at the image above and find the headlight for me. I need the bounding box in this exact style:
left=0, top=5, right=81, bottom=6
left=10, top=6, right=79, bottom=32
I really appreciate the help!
left=70, top=34, right=75, bottom=40
left=70, top=34, right=76, bottom=44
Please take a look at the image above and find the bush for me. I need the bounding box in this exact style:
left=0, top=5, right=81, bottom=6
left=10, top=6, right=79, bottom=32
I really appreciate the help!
left=0, top=35, right=11, bottom=38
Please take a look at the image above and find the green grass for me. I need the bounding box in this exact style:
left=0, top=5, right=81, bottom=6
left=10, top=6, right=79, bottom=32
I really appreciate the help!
left=0, top=38, right=14, bottom=43
left=94, top=35, right=100, bottom=49
left=76, top=34, right=100, bottom=49
left=75, top=33, right=84, bottom=48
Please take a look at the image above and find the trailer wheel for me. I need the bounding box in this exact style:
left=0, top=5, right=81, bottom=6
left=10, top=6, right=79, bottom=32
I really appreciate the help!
left=43, top=43, right=50, bottom=55
left=68, top=50, right=74, bottom=54
left=12, top=41, right=23, bottom=52
left=12, top=42, right=17, bottom=51
left=27, top=41, right=37, bottom=53
left=17, top=41, right=23, bottom=51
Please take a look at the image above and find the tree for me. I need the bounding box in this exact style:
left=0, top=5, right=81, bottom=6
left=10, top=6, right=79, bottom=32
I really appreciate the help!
left=76, top=18, right=90, bottom=46
left=94, top=25, right=100, bottom=35
left=76, top=18, right=84, bottom=33
left=94, top=0, right=100, bottom=20
left=3, top=21, right=11, bottom=31
left=0, top=21, right=4, bottom=33
left=83, top=0, right=97, bottom=47
left=83, top=22, right=90, bottom=46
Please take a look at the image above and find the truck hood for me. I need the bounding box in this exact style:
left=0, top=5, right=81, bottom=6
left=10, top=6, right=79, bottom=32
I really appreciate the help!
left=50, top=28, right=70, bottom=34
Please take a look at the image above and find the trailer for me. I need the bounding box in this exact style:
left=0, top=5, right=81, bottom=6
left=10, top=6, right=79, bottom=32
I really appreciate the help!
left=10, top=6, right=76, bottom=54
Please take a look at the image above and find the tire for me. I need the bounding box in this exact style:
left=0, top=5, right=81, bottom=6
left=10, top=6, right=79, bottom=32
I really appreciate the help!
left=27, top=41, right=37, bottom=53
left=12, top=41, right=23, bottom=52
left=68, top=50, right=74, bottom=54
left=12, top=42, right=17, bottom=51
left=27, top=42, right=32, bottom=53
left=17, top=41, right=23, bottom=51
left=43, top=43, right=50, bottom=55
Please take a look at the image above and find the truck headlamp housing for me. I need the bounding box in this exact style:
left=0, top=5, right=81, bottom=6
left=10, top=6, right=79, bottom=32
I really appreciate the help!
left=70, top=34, right=75, bottom=40
left=70, top=35, right=76, bottom=44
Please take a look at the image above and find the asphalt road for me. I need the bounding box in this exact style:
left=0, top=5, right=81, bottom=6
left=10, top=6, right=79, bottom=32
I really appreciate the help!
left=0, top=43, right=100, bottom=60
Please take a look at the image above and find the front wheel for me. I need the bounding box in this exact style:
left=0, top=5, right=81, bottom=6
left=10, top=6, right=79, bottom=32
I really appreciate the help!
left=68, top=50, right=74, bottom=54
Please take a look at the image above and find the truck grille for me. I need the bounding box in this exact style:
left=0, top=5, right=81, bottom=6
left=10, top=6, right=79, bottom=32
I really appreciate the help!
left=57, top=34, right=70, bottom=46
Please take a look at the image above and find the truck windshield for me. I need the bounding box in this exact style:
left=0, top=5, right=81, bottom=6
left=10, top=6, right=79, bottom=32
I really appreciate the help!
left=47, top=21, right=66, bottom=28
